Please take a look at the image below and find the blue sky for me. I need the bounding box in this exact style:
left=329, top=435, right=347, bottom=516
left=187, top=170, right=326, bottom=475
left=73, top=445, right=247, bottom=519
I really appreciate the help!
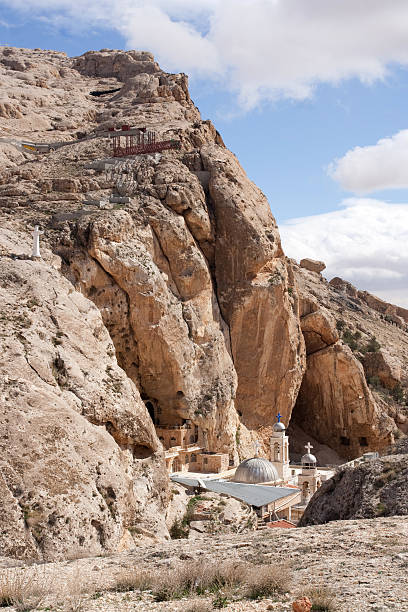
left=1, top=0, right=408, bottom=306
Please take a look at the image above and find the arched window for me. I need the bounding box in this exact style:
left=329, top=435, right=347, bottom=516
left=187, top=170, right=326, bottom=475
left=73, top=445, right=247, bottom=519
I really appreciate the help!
left=191, top=454, right=197, bottom=463
left=274, top=443, right=280, bottom=462
left=170, top=436, right=177, bottom=446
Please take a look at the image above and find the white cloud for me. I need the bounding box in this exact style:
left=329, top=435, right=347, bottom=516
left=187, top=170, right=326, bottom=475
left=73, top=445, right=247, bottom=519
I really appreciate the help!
left=280, top=198, right=408, bottom=307
left=329, top=130, right=408, bottom=193
left=5, top=0, right=408, bottom=106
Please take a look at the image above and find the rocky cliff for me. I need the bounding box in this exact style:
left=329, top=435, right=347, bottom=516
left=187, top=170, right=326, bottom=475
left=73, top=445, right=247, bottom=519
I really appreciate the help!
left=0, top=47, right=405, bottom=560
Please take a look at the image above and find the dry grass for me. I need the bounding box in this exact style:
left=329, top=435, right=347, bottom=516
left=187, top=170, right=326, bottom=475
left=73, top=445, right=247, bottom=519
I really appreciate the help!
left=113, top=567, right=152, bottom=593
left=185, top=601, right=213, bottom=612
left=305, top=586, right=337, bottom=611
left=0, top=567, right=52, bottom=611
left=244, top=563, right=292, bottom=599
left=113, top=559, right=290, bottom=602
left=60, top=568, right=96, bottom=612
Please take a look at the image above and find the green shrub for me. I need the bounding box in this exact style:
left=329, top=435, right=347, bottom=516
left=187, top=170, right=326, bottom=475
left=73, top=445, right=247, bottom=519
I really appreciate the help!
left=391, top=384, right=404, bottom=403
left=368, top=375, right=382, bottom=389
left=365, top=336, right=381, bottom=353
left=169, top=519, right=189, bottom=539
left=342, top=329, right=359, bottom=351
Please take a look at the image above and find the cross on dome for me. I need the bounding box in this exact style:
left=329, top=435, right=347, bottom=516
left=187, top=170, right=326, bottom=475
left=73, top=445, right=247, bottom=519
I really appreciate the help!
left=276, top=412, right=282, bottom=423
left=305, top=442, right=313, bottom=454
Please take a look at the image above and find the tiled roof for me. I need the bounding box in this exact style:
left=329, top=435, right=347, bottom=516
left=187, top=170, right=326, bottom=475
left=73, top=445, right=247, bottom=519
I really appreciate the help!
left=266, top=519, right=296, bottom=529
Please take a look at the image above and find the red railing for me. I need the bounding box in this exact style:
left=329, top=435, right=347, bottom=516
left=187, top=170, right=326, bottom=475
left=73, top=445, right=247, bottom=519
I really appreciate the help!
left=109, top=126, right=180, bottom=158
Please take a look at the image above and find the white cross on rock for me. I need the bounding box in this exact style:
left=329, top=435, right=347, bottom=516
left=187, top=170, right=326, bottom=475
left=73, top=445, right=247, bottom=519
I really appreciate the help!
left=31, top=225, right=44, bottom=258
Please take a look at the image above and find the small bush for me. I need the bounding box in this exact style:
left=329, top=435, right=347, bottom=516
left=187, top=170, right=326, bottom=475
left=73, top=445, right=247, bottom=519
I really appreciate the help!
left=306, top=586, right=337, bottom=611
left=375, top=502, right=387, bottom=516
left=391, top=384, right=404, bottom=403
left=365, top=336, right=381, bottom=353
left=368, top=375, right=382, bottom=389
left=169, top=519, right=189, bottom=539
left=212, top=593, right=229, bottom=608
left=244, top=563, right=291, bottom=599
left=342, top=329, right=359, bottom=351
left=0, top=568, right=50, bottom=611
left=336, top=319, right=345, bottom=332
left=113, top=568, right=152, bottom=593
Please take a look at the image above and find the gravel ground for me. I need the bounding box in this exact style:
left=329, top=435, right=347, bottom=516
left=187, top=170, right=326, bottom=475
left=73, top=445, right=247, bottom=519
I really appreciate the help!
left=1, top=516, right=407, bottom=611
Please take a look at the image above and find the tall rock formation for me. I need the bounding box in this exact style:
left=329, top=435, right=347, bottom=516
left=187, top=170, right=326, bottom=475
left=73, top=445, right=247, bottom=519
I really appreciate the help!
left=0, top=47, right=403, bottom=560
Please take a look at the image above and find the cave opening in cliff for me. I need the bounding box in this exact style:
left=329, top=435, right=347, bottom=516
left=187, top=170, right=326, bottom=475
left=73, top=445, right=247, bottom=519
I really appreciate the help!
left=145, top=401, right=156, bottom=424
left=89, top=87, right=121, bottom=97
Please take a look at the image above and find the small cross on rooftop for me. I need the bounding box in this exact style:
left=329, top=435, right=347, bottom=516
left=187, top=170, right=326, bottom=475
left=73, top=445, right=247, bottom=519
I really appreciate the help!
left=276, top=412, right=282, bottom=423
left=305, top=442, right=313, bottom=454
left=254, top=439, right=261, bottom=457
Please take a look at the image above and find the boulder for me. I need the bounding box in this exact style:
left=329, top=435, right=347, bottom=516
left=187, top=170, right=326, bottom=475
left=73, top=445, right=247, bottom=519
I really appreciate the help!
left=329, top=276, right=359, bottom=298
left=300, top=258, right=326, bottom=274
left=300, top=309, right=339, bottom=354
left=292, top=597, right=312, bottom=612
left=363, top=350, right=402, bottom=390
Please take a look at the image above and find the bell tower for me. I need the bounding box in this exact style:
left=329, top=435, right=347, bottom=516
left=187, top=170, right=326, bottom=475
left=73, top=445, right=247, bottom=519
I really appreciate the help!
left=297, top=442, right=321, bottom=504
left=270, top=413, right=291, bottom=482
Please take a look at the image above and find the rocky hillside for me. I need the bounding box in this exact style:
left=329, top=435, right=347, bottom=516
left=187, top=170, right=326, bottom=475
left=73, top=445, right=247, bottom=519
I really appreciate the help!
left=0, top=47, right=406, bottom=560
left=300, top=438, right=408, bottom=526
left=289, top=263, right=408, bottom=460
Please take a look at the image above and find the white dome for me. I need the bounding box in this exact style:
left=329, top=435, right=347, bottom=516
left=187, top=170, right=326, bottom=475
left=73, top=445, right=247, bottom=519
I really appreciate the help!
left=233, top=457, right=279, bottom=484
left=301, top=452, right=317, bottom=465
left=273, top=422, right=286, bottom=433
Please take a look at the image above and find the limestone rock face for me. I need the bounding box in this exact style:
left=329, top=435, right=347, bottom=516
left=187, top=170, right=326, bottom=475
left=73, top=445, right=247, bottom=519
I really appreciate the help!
left=0, top=236, right=168, bottom=561
left=330, top=276, right=408, bottom=325
left=65, top=206, right=240, bottom=457
left=363, top=350, right=402, bottom=390
left=294, top=343, right=393, bottom=459
left=300, top=258, right=326, bottom=273
left=0, top=46, right=406, bottom=561
left=201, top=145, right=306, bottom=428
left=293, top=265, right=397, bottom=459
left=73, top=50, right=160, bottom=80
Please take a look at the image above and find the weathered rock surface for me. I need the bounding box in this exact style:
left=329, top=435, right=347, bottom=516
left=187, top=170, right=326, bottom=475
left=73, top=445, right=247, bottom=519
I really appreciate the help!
left=300, top=258, right=326, bottom=274
left=363, top=349, right=402, bottom=390
left=330, top=276, right=408, bottom=324
left=0, top=234, right=168, bottom=561
left=0, top=46, right=306, bottom=559
left=292, top=266, right=396, bottom=459
left=294, top=343, right=394, bottom=458
left=300, top=438, right=408, bottom=525
left=201, top=145, right=305, bottom=429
